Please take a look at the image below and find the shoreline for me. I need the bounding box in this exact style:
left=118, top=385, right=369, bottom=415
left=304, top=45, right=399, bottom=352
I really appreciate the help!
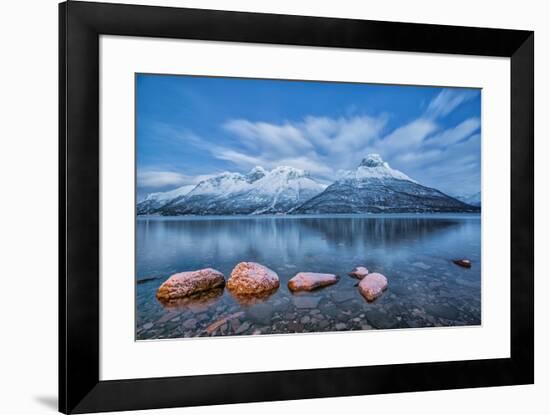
left=136, top=212, right=482, bottom=221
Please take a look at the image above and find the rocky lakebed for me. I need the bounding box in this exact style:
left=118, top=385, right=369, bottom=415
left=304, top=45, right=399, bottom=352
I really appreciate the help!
left=135, top=214, right=481, bottom=340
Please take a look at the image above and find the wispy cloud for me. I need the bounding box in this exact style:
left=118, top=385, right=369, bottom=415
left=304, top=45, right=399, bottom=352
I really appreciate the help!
left=137, top=170, right=214, bottom=189
left=218, top=114, right=388, bottom=180
left=425, top=89, right=478, bottom=118
left=137, top=171, right=189, bottom=188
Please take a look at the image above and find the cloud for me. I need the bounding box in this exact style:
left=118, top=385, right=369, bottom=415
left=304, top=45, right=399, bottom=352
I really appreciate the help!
left=137, top=171, right=188, bottom=188
left=425, top=89, right=478, bottom=118
left=219, top=114, right=388, bottom=180
left=140, top=87, right=481, bottom=196
left=425, top=117, right=480, bottom=147
left=376, top=118, right=438, bottom=156
left=137, top=170, right=215, bottom=189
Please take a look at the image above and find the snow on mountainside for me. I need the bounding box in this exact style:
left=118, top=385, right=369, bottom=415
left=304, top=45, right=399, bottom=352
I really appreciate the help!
left=138, top=155, right=479, bottom=216
left=294, top=154, right=479, bottom=214
left=137, top=184, right=195, bottom=214
left=156, top=166, right=326, bottom=215
left=349, top=154, right=417, bottom=183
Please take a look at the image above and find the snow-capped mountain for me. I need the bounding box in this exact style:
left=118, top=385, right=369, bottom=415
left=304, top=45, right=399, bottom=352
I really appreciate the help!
left=455, top=191, right=481, bottom=207
left=155, top=166, right=326, bottom=215
left=293, top=154, right=479, bottom=214
left=137, top=184, right=195, bottom=214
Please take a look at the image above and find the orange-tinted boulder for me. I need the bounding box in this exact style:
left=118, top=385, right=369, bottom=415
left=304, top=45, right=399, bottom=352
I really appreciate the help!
left=156, top=268, right=225, bottom=301
left=288, top=272, right=339, bottom=292
left=358, top=273, right=388, bottom=302
left=227, top=262, right=280, bottom=295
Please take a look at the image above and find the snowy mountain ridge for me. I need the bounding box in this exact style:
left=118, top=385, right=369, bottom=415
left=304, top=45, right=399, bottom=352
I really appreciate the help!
left=138, top=165, right=326, bottom=215
left=138, top=155, right=479, bottom=215
left=294, top=154, right=478, bottom=214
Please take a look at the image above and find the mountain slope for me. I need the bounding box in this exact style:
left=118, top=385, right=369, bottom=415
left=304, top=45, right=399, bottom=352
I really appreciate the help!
left=158, top=166, right=325, bottom=215
left=455, top=192, right=481, bottom=207
left=137, top=184, right=195, bottom=215
left=293, top=154, right=478, bottom=214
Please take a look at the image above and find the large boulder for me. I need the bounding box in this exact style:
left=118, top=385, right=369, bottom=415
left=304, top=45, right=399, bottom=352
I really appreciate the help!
left=358, top=273, right=388, bottom=302
left=227, top=262, right=280, bottom=295
left=288, top=272, right=339, bottom=292
left=156, top=268, right=225, bottom=301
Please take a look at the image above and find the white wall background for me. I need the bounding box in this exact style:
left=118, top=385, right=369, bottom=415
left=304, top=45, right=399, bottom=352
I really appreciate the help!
left=0, top=0, right=545, bottom=414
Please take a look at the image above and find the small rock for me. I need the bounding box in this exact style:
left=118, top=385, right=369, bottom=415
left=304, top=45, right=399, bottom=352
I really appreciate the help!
left=288, top=322, right=304, bottom=332
left=293, top=296, right=321, bottom=309
left=300, top=316, right=311, bottom=324
left=335, top=323, right=347, bottom=330
left=412, top=262, right=431, bottom=270
left=319, top=320, right=330, bottom=329
left=156, top=311, right=179, bottom=324
left=366, top=310, right=395, bottom=329
left=330, top=291, right=356, bottom=303
left=318, top=320, right=330, bottom=329
left=246, top=303, right=274, bottom=325
left=425, top=304, right=459, bottom=320
left=230, top=319, right=241, bottom=332
left=227, top=262, right=280, bottom=295
left=453, top=259, right=472, bottom=268
left=348, top=266, right=369, bottom=279
left=143, top=322, right=153, bottom=330
left=182, top=318, right=197, bottom=330
left=428, top=281, right=444, bottom=289
left=156, top=268, right=225, bottom=301
left=196, top=313, right=210, bottom=322
left=358, top=273, right=388, bottom=302
left=288, top=272, right=339, bottom=292
left=205, top=311, right=245, bottom=334
left=235, top=322, right=251, bottom=334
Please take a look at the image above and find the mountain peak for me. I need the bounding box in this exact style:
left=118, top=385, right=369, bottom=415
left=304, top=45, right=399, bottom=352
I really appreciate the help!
left=246, top=166, right=267, bottom=182
left=360, top=154, right=388, bottom=168
left=341, top=154, right=417, bottom=183
left=270, top=165, right=308, bottom=179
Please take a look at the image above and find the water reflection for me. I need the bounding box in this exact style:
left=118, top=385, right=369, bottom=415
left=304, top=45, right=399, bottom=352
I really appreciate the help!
left=136, top=214, right=481, bottom=339
left=157, top=287, right=224, bottom=312
left=227, top=287, right=279, bottom=307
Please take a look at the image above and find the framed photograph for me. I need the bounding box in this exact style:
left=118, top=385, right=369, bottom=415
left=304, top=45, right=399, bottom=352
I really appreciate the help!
left=59, top=1, right=533, bottom=413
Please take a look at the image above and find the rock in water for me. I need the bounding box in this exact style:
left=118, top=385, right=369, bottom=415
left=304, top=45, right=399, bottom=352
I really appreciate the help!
left=205, top=311, right=245, bottom=335
left=156, top=268, right=225, bottom=301
left=288, top=272, right=339, bottom=292
left=227, top=262, right=280, bottom=295
left=453, top=259, right=472, bottom=268
left=358, top=273, right=388, bottom=302
left=293, top=296, right=321, bottom=309
left=348, top=266, right=369, bottom=279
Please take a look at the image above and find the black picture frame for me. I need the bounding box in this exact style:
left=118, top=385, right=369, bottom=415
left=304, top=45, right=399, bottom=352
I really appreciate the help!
left=59, top=1, right=534, bottom=413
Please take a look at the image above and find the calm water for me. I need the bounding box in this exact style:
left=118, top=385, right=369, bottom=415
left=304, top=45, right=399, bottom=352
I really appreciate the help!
left=136, top=214, right=481, bottom=339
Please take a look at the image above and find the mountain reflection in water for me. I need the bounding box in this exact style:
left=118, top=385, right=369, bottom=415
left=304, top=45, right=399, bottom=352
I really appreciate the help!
left=136, top=214, right=481, bottom=339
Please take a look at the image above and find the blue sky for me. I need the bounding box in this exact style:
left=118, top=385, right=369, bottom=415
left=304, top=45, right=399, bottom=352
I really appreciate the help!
left=136, top=74, right=481, bottom=201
